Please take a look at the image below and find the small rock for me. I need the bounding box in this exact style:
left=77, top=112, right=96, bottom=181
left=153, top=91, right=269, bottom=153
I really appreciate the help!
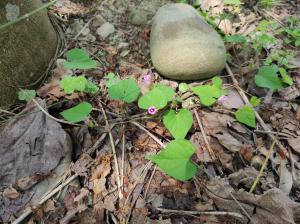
left=150, top=3, right=226, bottom=80
left=117, top=42, right=129, bottom=50
left=129, top=9, right=148, bottom=26
left=96, top=22, right=115, bottom=39
left=120, top=50, right=130, bottom=57
left=92, top=14, right=106, bottom=28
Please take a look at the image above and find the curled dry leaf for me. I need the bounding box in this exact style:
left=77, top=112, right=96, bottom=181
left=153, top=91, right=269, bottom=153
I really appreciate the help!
left=278, top=160, right=293, bottom=195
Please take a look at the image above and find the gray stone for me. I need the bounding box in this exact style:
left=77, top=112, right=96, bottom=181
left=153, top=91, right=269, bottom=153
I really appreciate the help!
left=129, top=9, right=148, bottom=26
left=96, top=22, right=115, bottom=39
left=150, top=3, right=226, bottom=80
left=91, top=14, right=106, bottom=28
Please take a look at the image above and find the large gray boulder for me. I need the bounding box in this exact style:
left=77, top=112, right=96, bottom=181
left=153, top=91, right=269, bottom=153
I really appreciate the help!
left=150, top=3, right=226, bottom=80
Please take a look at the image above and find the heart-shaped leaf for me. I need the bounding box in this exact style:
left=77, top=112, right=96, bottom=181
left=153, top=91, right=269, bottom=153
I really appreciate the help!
left=108, top=78, right=140, bottom=103
left=254, top=65, right=283, bottom=90
left=192, top=85, right=222, bottom=106
left=163, top=109, right=193, bottom=139
left=138, top=84, right=175, bottom=110
left=147, top=139, right=197, bottom=181
left=64, top=48, right=97, bottom=69
left=60, top=102, right=92, bottom=123
left=235, top=105, right=256, bottom=128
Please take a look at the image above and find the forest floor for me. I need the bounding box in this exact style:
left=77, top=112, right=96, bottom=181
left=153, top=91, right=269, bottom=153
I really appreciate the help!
left=1, top=0, right=300, bottom=223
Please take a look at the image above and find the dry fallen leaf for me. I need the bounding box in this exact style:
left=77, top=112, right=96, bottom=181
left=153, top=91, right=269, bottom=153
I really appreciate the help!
left=3, top=187, right=20, bottom=199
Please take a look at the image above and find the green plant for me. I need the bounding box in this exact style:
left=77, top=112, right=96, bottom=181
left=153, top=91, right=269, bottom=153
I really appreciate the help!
left=60, top=75, right=98, bottom=94
left=191, top=76, right=224, bottom=106
left=235, top=96, right=260, bottom=128
left=138, top=84, right=175, bottom=110
left=108, top=78, right=140, bottom=103
left=224, top=0, right=242, bottom=5
left=163, top=109, right=193, bottom=139
left=18, top=89, right=36, bottom=102
left=60, top=102, right=92, bottom=123
left=254, top=65, right=293, bottom=90
left=58, top=48, right=99, bottom=123
left=147, top=139, right=197, bottom=181
left=285, top=28, right=300, bottom=47
left=64, top=48, right=97, bottom=69
left=258, top=0, right=280, bottom=8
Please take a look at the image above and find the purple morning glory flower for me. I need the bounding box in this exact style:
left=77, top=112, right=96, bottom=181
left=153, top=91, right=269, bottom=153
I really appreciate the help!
left=143, top=73, right=152, bottom=85
left=218, top=95, right=228, bottom=104
left=148, top=106, right=157, bottom=115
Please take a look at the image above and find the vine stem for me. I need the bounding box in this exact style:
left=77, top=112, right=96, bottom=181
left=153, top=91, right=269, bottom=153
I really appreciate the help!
left=0, top=0, right=58, bottom=31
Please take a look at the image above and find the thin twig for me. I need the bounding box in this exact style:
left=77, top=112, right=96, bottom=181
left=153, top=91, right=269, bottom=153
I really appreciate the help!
left=249, top=137, right=277, bottom=193
left=156, top=207, right=244, bottom=220
left=121, top=124, right=126, bottom=192
left=0, top=108, right=16, bottom=115
left=31, top=98, right=83, bottom=127
left=12, top=174, right=78, bottom=224
left=130, top=121, right=165, bottom=148
left=98, top=102, right=122, bottom=198
left=144, top=166, right=156, bottom=199
left=193, top=108, right=216, bottom=160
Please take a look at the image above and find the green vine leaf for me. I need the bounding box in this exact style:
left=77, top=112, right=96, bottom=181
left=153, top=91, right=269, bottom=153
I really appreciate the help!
left=64, top=48, right=97, bottom=69
left=163, top=109, right=193, bottom=139
left=235, top=105, right=256, bottom=128
left=147, top=139, right=197, bottom=181
left=84, top=81, right=99, bottom=94
left=105, top=72, right=121, bottom=88
left=279, top=67, right=293, bottom=86
left=18, top=89, right=36, bottom=102
left=108, top=78, right=140, bottom=103
left=250, top=96, right=261, bottom=107
left=254, top=65, right=283, bottom=90
left=179, top=83, right=189, bottom=93
left=224, top=0, right=242, bottom=5
left=138, top=84, right=175, bottom=110
left=60, top=102, right=92, bottom=123
left=192, top=76, right=223, bottom=106
left=60, top=75, right=87, bottom=94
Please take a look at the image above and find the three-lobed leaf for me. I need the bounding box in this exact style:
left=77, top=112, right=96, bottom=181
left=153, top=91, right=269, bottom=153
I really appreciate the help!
left=108, top=78, right=140, bottom=103
left=105, top=72, right=121, bottom=88
left=235, top=105, right=256, bottom=128
left=138, top=84, right=175, bottom=110
left=192, top=76, right=223, bottom=106
left=163, top=109, right=193, bottom=139
left=64, top=48, right=97, bottom=69
left=60, top=102, right=92, bottom=123
left=148, top=139, right=197, bottom=181
left=192, top=85, right=222, bottom=106
left=18, top=89, right=36, bottom=102
left=60, top=75, right=98, bottom=94
left=250, top=96, right=261, bottom=107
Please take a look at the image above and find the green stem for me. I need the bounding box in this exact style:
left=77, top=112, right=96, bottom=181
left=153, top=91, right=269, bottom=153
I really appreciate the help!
left=249, top=138, right=276, bottom=193
left=0, top=0, right=58, bottom=31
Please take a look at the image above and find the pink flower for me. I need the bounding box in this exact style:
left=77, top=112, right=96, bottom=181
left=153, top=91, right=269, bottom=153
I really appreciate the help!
left=218, top=95, right=228, bottom=104
left=148, top=106, right=157, bottom=115
left=143, top=73, right=152, bottom=85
